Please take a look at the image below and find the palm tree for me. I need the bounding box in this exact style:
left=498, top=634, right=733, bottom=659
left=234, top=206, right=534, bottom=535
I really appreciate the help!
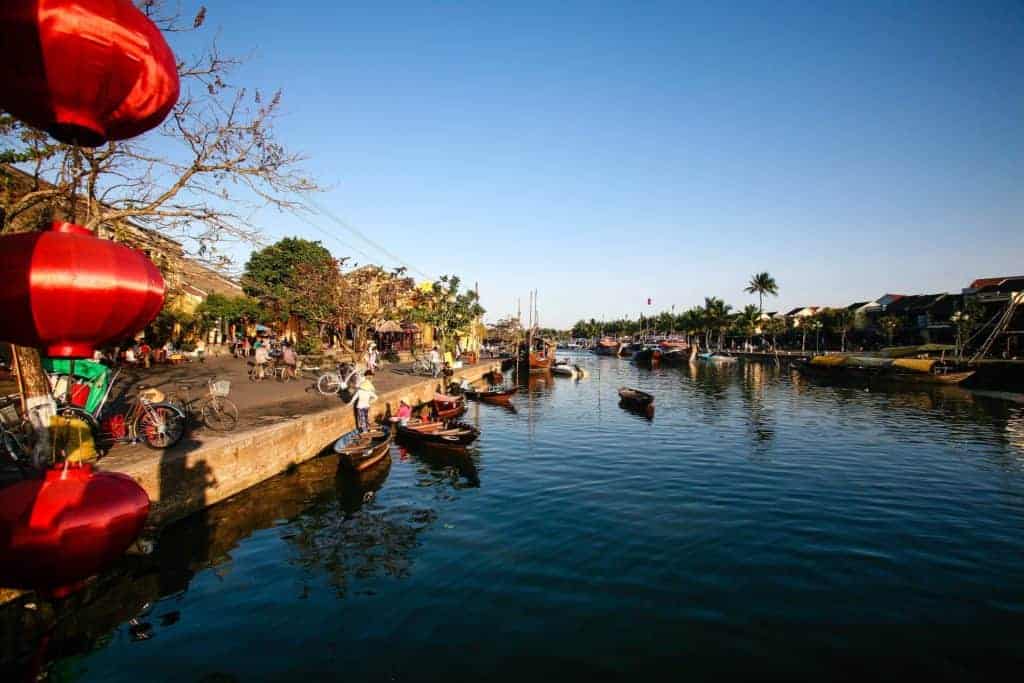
left=744, top=272, right=779, bottom=314
left=734, top=305, right=761, bottom=346
left=702, top=297, right=733, bottom=349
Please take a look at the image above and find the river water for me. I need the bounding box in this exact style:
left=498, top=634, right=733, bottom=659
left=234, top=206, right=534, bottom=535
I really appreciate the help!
left=9, top=355, right=1024, bottom=680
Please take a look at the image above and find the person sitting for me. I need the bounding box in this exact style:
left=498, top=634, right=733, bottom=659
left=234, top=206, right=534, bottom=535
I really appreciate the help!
left=253, top=341, right=269, bottom=380
left=281, top=342, right=297, bottom=380
left=390, top=397, right=412, bottom=425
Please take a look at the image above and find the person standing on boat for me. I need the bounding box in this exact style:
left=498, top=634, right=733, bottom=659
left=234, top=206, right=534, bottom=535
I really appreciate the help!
left=351, top=371, right=378, bottom=432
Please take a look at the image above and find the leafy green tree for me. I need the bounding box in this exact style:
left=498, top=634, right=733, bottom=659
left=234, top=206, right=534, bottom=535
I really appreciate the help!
left=702, top=297, right=733, bottom=349
left=763, top=316, right=787, bottom=350
left=410, top=275, right=485, bottom=354
left=242, top=237, right=345, bottom=327
left=823, top=308, right=855, bottom=351
left=878, top=315, right=902, bottom=347
left=733, top=305, right=761, bottom=345
left=195, top=293, right=263, bottom=337
left=744, top=272, right=779, bottom=314
left=951, top=300, right=984, bottom=360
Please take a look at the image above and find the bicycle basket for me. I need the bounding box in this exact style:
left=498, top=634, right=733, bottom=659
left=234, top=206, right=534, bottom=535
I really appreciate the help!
left=210, top=379, right=231, bottom=397
left=0, top=401, right=21, bottom=428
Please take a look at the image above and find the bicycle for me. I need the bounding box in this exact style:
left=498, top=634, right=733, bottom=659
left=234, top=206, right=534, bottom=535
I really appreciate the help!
left=316, top=362, right=362, bottom=396
left=58, top=370, right=186, bottom=450
left=0, top=394, right=35, bottom=479
left=410, top=356, right=435, bottom=376
left=248, top=361, right=269, bottom=382
left=170, top=378, right=239, bottom=432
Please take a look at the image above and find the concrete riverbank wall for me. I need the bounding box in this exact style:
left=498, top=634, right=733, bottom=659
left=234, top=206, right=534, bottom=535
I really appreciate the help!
left=103, top=361, right=500, bottom=527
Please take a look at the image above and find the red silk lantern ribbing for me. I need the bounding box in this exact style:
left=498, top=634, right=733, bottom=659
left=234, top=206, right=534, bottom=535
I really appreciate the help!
left=0, top=464, right=150, bottom=595
left=0, top=221, right=165, bottom=358
left=0, top=0, right=180, bottom=146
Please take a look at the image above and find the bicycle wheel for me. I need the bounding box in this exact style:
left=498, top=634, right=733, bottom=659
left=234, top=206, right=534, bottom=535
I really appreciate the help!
left=317, top=373, right=341, bottom=395
left=201, top=397, right=239, bottom=432
left=137, top=404, right=186, bottom=449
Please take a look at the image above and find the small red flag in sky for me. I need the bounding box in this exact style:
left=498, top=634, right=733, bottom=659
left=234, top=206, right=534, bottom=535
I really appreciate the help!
left=647, top=297, right=652, bottom=305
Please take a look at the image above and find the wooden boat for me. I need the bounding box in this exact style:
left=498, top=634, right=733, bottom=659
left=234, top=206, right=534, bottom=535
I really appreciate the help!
left=794, top=358, right=975, bottom=386
left=464, top=386, right=518, bottom=403
left=593, top=339, right=620, bottom=356
left=334, top=429, right=393, bottom=471
left=659, top=348, right=688, bottom=365
left=433, top=393, right=466, bottom=419
left=618, top=342, right=642, bottom=358
left=698, top=352, right=737, bottom=364
left=618, top=387, right=654, bottom=408
left=396, top=420, right=480, bottom=449
left=633, top=347, right=662, bottom=365
left=551, top=362, right=577, bottom=377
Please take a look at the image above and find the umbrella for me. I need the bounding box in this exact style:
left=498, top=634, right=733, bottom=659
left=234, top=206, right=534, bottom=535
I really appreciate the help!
left=376, top=320, right=403, bottom=333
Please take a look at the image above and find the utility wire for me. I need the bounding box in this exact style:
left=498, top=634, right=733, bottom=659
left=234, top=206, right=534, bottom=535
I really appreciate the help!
left=305, top=195, right=432, bottom=280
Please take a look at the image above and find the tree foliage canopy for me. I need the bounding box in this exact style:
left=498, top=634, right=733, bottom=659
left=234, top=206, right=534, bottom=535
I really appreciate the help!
left=242, top=237, right=344, bottom=323
left=410, top=275, right=485, bottom=351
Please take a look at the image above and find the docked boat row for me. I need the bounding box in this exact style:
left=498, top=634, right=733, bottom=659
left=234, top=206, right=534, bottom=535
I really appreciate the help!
left=793, top=355, right=974, bottom=385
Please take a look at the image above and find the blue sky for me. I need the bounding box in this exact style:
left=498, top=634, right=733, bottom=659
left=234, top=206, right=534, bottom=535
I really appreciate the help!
left=164, top=1, right=1022, bottom=327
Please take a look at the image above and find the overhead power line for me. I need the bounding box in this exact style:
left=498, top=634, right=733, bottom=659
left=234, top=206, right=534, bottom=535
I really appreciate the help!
left=304, top=196, right=432, bottom=280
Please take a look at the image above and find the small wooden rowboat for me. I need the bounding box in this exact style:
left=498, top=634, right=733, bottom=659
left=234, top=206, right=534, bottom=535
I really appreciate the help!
left=433, top=393, right=466, bottom=420
left=618, top=387, right=654, bottom=408
left=396, top=420, right=480, bottom=449
left=464, top=386, right=518, bottom=403
left=334, top=429, right=393, bottom=471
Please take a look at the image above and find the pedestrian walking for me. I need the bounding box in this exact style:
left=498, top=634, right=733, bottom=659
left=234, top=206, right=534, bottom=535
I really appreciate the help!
left=281, top=342, right=297, bottom=380
left=253, top=341, right=269, bottom=380
left=429, top=345, right=442, bottom=378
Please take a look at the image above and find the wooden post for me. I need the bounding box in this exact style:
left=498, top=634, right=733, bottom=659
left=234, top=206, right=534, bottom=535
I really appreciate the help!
left=13, top=344, right=56, bottom=468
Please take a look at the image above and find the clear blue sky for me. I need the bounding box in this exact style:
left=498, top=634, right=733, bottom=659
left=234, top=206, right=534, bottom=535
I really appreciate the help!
left=170, top=1, right=1022, bottom=327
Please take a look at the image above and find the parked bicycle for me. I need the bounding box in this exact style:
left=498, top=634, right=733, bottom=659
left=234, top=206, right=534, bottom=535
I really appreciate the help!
left=170, top=378, right=239, bottom=432
left=57, top=368, right=186, bottom=450
left=0, top=394, right=35, bottom=479
left=316, top=362, right=363, bottom=396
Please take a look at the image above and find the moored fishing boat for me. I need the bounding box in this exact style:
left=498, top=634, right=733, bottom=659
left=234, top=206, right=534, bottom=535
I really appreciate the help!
left=698, top=352, right=737, bottom=364
left=464, top=386, right=518, bottom=403
left=593, top=339, right=620, bottom=356
left=633, top=346, right=662, bottom=365
left=433, top=393, right=466, bottom=419
left=396, top=420, right=480, bottom=449
left=618, top=387, right=654, bottom=408
left=795, top=355, right=975, bottom=385
left=333, top=429, right=393, bottom=471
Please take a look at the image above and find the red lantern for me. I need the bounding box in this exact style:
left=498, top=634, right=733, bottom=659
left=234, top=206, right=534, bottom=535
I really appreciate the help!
left=0, top=0, right=180, bottom=146
left=0, top=221, right=165, bottom=358
left=0, top=463, right=150, bottom=595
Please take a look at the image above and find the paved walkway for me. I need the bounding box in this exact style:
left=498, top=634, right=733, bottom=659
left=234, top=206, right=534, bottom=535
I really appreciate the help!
left=99, top=355, right=494, bottom=458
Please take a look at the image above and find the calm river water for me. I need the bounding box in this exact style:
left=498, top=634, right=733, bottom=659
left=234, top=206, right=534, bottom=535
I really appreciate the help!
left=12, top=356, right=1024, bottom=680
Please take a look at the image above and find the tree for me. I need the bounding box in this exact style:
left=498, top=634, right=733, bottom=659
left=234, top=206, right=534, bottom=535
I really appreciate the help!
left=951, top=301, right=983, bottom=360
left=0, top=2, right=317, bottom=464
left=702, top=297, right=733, bottom=349
left=744, top=272, right=779, bottom=314
left=656, top=311, right=676, bottom=336
left=242, top=238, right=345, bottom=334
left=805, top=316, right=824, bottom=353
left=878, top=315, right=902, bottom=347
left=195, top=293, right=264, bottom=340
left=763, top=316, right=787, bottom=350
left=410, top=275, right=485, bottom=354
left=825, top=308, right=855, bottom=351
left=733, top=305, right=761, bottom=346
left=678, top=307, right=705, bottom=347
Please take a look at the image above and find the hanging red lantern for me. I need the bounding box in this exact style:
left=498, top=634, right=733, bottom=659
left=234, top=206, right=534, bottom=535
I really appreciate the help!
left=0, top=221, right=165, bottom=358
left=0, top=463, right=150, bottom=596
left=0, top=0, right=180, bottom=146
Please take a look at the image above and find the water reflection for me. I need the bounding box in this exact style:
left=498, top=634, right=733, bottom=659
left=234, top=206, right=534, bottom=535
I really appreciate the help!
left=401, top=444, right=481, bottom=490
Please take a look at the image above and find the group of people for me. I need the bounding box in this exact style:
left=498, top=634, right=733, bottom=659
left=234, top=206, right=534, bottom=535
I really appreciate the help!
left=248, top=339, right=297, bottom=381
left=93, top=339, right=204, bottom=368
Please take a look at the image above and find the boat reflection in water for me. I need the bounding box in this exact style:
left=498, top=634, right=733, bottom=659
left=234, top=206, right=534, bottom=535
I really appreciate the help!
left=400, top=443, right=481, bottom=490
left=0, top=448, right=431, bottom=678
